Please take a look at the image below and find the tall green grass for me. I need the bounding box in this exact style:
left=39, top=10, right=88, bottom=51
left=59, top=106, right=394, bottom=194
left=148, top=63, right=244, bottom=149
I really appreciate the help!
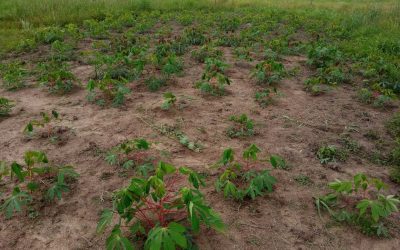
left=0, top=0, right=399, bottom=55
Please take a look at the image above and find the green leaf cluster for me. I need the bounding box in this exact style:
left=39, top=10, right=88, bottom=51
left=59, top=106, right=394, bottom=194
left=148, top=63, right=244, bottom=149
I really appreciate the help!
left=315, top=173, right=399, bottom=237
left=0, top=151, right=78, bottom=218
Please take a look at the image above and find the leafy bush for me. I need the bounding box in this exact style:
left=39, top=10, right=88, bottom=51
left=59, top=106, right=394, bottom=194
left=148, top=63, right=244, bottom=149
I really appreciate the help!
left=0, top=151, right=79, bottom=218
left=37, top=62, right=76, bottom=94
left=183, top=27, right=206, bottom=45
left=161, top=92, right=176, bottom=110
left=35, top=27, right=65, bottom=44
left=0, top=97, right=14, bottom=116
left=386, top=112, right=400, bottom=138
left=162, top=55, right=183, bottom=77
left=50, top=40, right=75, bottom=61
left=226, top=114, right=254, bottom=138
left=105, top=138, right=151, bottom=171
left=315, top=173, right=399, bottom=237
left=0, top=62, right=28, bottom=90
left=191, top=45, right=222, bottom=63
left=145, top=77, right=167, bottom=92
left=215, top=145, right=278, bottom=201
left=97, top=162, right=224, bottom=249
left=317, top=145, right=347, bottom=164
left=196, top=58, right=231, bottom=96
left=251, top=60, right=285, bottom=85
left=254, top=88, right=278, bottom=108
left=307, top=45, right=342, bottom=69
left=87, top=78, right=131, bottom=107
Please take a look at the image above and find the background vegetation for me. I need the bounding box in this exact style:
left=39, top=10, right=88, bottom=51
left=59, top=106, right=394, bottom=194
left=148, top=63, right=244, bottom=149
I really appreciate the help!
left=0, top=0, right=399, bottom=55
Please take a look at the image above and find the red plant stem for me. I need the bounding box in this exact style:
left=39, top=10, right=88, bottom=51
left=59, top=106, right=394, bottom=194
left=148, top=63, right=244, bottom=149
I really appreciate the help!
left=135, top=207, right=154, bottom=228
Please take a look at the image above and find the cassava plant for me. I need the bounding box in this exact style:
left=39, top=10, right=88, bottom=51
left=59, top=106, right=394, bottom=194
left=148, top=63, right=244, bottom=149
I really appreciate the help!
left=105, top=138, right=151, bottom=171
left=23, top=110, right=60, bottom=138
left=196, top=58, right=231, bottom=96
left=0, top=62, right=28, bottom=90
left=215, top=144, right=279, bottom=201
left=226, top=114, right=254, bottom=138
left=0, top=151, right=79, bottom=218
left=254, top=88, right=278, bottom=108
left=87, top=78, right=131, bottom=107
left=96, top=161, right=224, bottom=249
left=161, top=92, right=176, bottom=110
left=37, top=61, right=77, bottom=94
left=251, top=60, right=285, bottom=85
left=0, top=97, right=14, bottom=116
left=315, top=173, right=399, bottom=237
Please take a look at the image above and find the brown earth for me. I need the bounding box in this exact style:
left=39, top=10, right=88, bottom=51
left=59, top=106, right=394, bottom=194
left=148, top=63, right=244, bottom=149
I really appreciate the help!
left=0, top=44, right=399, bottom=250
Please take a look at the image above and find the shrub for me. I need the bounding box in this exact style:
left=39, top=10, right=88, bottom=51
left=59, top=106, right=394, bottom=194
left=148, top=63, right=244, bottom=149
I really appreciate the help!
left=0, top=151, right=79, bottom=218
left=226, top=114, right=254, bottom=138
left=215, top=145, right=278, bottom=201
left=0, top=97, right=14, bottom=116
left=97, top=162, right=224, bottom=249
left=315, top=173, right=399, bottom=237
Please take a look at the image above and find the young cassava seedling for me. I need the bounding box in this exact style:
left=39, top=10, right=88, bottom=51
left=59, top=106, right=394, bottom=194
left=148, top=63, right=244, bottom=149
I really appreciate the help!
left=0, top=97, right=14, bottom=116
left=0, top=151, right=79, bottom=218
left=97, top=162, right=224, bottom=249
left=105, top=138, right=151, bottom=173
left=251, top=60, right=285, bottom=85
left=23, top=110, right=60, bottom=138
left=161, top=92, right=177, bottom=110
left=315, top=173, right=399, bottom=237
left=215, top=144, right=279, bottom=201
left=196, top=58, right=231, bottom=96
left=87, top=78, right=131, bottom=107
left=226, top=114, right=255, bottom=138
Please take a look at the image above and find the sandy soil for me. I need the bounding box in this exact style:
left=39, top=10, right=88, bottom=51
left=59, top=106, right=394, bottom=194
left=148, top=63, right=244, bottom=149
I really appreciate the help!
left=0, top=39, right=399, bottom=250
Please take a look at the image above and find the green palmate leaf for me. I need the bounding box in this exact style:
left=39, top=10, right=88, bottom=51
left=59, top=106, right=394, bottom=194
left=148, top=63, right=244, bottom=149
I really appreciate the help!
left=269, top=155, right=286, bottom=169
left=223, top=181, right=239, bottom=199
left=136, top=163, right=154, bottom=177
left=0, top=161, right=10, bottom=181
left=179, top=167, right=204, bottom=189
left=0, top=187, right=32, bottom=218
left=245, top=170, right=276, bottom=199
left=315, top=193, right=337, bottom=217
left=328, top=179, right=353, bottom=193
left=134, top=138, right=150, bottom=150
left=27, top=181, right=39, bottom=191
left=105, top=152, right=118, bottom=165
left=184, top=191, right=225, bottom=233
left=144, top=222, right=187, bottom=250
left=220, top=148, right=234, bottom=166
left=148, top=176, right=166, bottom=199
left=11, top=162, right=25, bottom=182
left=97, top=209, right=114, bottom=233
left=122, top=160, right=134, bottom=169
left=47, top=180, right=69, bottom=200
left=156, top=161, right=176, bottom=179
left=130, top=221, right=145, bottom=235
left=24, top=151, right=48, bottom=167
left=58, top=166, right=79, bottom=179
left=243, top=144, right=260, bottom=161
left=106, top=225, right=134, bottom=250
left=24, top=122, right=34, bottom=133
